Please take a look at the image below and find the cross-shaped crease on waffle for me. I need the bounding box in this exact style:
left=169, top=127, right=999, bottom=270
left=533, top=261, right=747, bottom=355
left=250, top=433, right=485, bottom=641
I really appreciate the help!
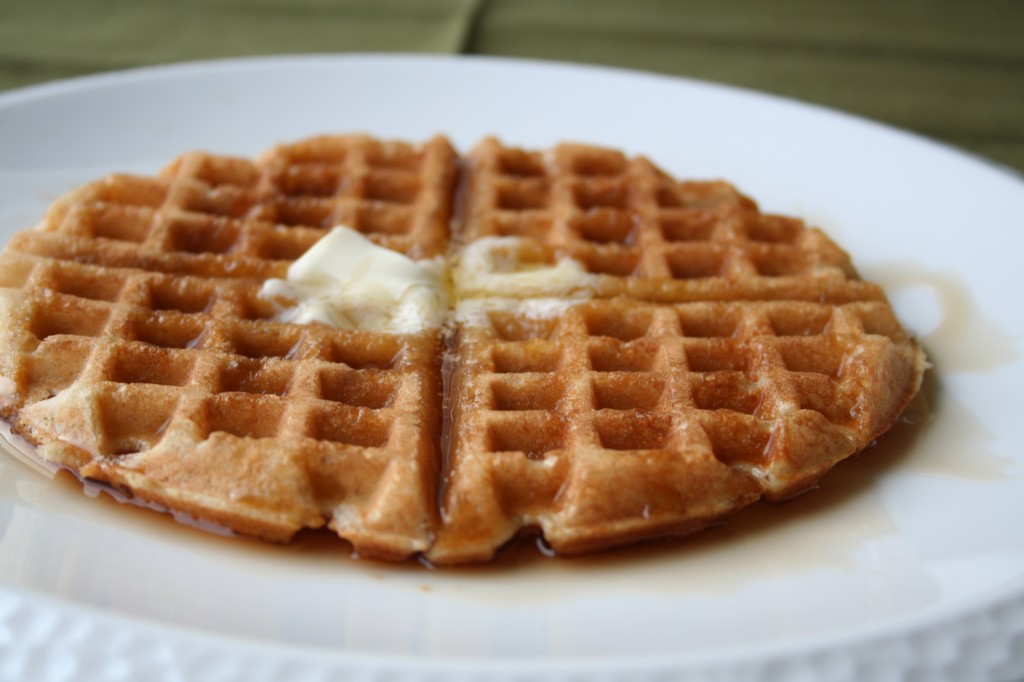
left=0, top=134, right=925, bottom=565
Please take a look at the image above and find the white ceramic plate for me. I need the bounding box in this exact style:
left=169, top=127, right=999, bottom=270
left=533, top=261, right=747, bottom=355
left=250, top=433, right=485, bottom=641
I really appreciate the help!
left=0, top=55, right=1022, bottom=682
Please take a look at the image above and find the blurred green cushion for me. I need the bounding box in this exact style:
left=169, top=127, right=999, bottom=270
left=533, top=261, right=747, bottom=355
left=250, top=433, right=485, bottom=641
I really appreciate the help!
left=1, top=0, right=1021, bottom=171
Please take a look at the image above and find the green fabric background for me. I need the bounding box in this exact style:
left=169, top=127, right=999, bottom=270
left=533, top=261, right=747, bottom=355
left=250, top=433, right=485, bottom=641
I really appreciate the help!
left=2, top=0, right=1022, bottom=172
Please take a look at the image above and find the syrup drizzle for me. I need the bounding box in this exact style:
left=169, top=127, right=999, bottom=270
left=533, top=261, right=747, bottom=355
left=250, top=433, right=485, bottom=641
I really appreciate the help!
left=866, top=261, right=1019, bottom=373
left=0, top=421, right=241, bottom=538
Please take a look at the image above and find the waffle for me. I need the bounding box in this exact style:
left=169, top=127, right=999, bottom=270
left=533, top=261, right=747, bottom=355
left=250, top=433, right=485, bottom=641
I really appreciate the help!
left=429, top=297, right=922, bottom=563
left=426, top=138, right=925, bottom=563
left=0, top=134, right=925, bottom=565
left=0, top=134, right=458, bottom=560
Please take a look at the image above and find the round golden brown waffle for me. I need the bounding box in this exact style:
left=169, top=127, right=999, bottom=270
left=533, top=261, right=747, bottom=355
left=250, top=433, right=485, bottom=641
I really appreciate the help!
left=0, top=134, right=925, bottom=564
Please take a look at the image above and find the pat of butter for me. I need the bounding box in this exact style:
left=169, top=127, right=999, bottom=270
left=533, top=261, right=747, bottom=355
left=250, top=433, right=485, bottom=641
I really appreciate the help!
left=260, top=226, right=447, bottom=333
left=453, top=237, right=597, bottom=298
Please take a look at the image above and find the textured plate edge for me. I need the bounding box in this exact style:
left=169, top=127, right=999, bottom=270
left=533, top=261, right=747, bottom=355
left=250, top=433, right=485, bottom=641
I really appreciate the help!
left=2, top=577, right=1024, bottom=682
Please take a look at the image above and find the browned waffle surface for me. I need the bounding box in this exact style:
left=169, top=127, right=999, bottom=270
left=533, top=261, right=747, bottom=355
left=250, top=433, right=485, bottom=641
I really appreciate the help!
left=427, top=297, right=923, bottom=564
left=0, top=134, right=926, bottom=565
left=454, top=137, right=880, bottom=304
left=0, top=134, right=457, bottom=560
left=17, top=133, right=457, bottom=275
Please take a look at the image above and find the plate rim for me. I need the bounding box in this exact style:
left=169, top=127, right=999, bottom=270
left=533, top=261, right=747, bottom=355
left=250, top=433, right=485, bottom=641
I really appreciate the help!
left=1, top=51, right=1021, bottom=188
left=4, top=571, right=1024, bottom=676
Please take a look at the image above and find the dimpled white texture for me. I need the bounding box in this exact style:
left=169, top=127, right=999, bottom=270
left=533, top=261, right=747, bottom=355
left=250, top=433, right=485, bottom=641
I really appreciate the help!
left=1, top=583, right=1023, bottom=682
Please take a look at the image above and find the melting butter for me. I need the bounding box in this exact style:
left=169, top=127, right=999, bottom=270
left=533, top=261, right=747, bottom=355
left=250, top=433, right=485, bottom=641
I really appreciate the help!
left=454, top=297, right=578, bottom=327
left=453, top=237, right=597, bottom=299
left=260, top=226, right=447, bottom=333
